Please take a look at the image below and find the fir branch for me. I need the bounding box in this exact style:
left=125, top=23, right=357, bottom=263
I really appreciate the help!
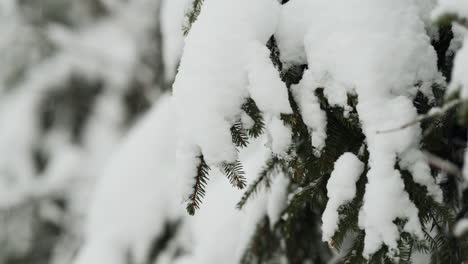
left=231, top=121, right=249, bottom=148
left=222, top=160, right=247, bottom=190
left=241, top=98, right=265, bottom=138
left=237, top=157, right=281, bottom=209
left=240, top=217, right=280, bottom=264
left=435, top=13, right=468, bottom=29
left=186, top=155, right=210, bottom=215
left=182, top=0, right=204, bottom=35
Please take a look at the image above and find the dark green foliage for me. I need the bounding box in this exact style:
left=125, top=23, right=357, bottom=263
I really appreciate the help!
left=241, top=217, right=281, bottom=264
left=222, top=160, right=247, bottom=189
left=183, top=0, right=204, bottom=35
left=231, top=121, right=250, bottom=148
left=278, top=199, right=332, bottom=264
left=179, top=2, right=468, bottom=262
left=238, top=12, right=468, bottom=264
left=241, top=98, right=265, bottom=138
left=146, top=221, right=181, bottom=263
left=186, top=155, right=211, bottom=215
left=237, top=156, right=283, bottom=209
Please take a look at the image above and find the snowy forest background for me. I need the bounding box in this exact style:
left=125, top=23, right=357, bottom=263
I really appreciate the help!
left=1, top=0, right=468, bottom=263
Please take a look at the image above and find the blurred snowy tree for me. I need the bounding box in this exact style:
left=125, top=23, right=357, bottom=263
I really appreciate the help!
left=0, top=0, right=170, bottom=263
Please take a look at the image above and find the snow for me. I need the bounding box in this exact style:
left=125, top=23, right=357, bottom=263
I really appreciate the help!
left=291, top=71, right=327, bottom=153
left=241, top=112, right=255, bottom=130
left=277, top=0, right=441, bottom=257
left=161, top=0, right=189, bottom=80
left=266, top=172, right=289, bottom=227
left=433, top=0, right=468, bottom=21
left=75, top=95, right=181, bottom=264
left=76, top=95, right=285, bottom=263
left=448, top=33, right=468, bottom=99
left=266, top=116, right=292, bottom=157
left=173, top=0, right=291, bottom=198
left=454, top=219, right=468, bottom=237
left=0, top=0, right=460, bottom=262
left=322, top=153, right=364, bottom=242
left=246, top=42, right=292, bottom=117
left=0, top=0, right=168, bottom=261
left=178, top=136, right=276, bottom=264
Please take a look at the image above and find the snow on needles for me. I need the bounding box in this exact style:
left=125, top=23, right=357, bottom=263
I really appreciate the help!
left=322, top=153, right=364, bottom=242
left=173, top=0, right=291, bottom=197
left=277, top=0, right=442, bottom=257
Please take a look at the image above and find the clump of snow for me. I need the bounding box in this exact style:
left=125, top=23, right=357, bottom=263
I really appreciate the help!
left=246, top=42, right=292, bottom=116
left=173, top=0, right=292, bottom=198
left=400, top=149, right=443, bottom=202
left=161, top=0, right=189, bottom=80
left=266, top=172, right=289, bottom=227
left=76, top=100, right=285, bottom=264
left=322, top=153, right=364, bottom=242
left=433, top=0, right=468, bottom=21
left=447, top=33, right=468, bottom=99
left=454, top=219, right=468, bottom=237
left=277, top=0, right=441, bottom=257
left=241, top=112, right=255, bottom=130
left=291, top=71, right=327, bottom=153
left=178, top=136, right=276, bottom=264
left=266, top=116, right=292, bottom=157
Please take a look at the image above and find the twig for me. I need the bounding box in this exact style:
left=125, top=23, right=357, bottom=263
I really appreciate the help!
left=423, top=151, right=463, bottom=181
left=377, top=99, right=462, bottom=134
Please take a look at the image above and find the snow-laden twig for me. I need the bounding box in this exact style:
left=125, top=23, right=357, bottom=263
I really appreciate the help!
left=376, top=99, right=462, bottom=134
left=423, top=151, right=463, bottom=180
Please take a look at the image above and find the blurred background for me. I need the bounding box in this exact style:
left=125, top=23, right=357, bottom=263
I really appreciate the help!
left=0, top=0, right=186, bottom=262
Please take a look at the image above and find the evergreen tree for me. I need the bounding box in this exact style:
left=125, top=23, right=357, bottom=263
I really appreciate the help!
left=172, top=0, right=468, bottom=263
left=3, top=0, right=468, bottom=264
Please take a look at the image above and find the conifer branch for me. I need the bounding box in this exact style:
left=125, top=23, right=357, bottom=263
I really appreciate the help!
left=222, top=160, right=247, bottom=190
left=242, top=98, right=265, bottom=138
left=237, top=157, right=281, bottom=209
left=182, top=0, right=204, bottom=35
left=231, top=121, right=249, bottom=148
left=186, top=155, right=210, bottom=215
left=435, top=13, right=468, bottom=29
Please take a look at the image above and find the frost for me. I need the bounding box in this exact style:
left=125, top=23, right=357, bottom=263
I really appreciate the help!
left=322, top=153, right=364, bottom=242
